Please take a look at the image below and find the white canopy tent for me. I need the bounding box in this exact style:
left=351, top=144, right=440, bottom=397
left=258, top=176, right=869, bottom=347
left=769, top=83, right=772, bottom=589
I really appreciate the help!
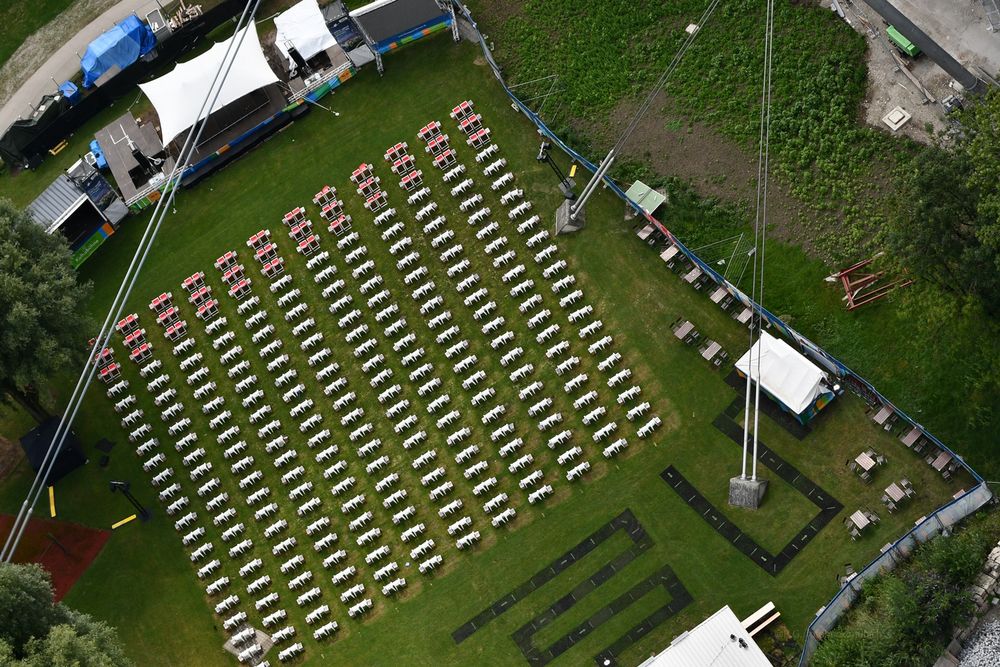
left=735, top=331, right=828, bottom=416
left=139, top=24, right=279, bottom=146
left=274, top=0, right=338, bottom=68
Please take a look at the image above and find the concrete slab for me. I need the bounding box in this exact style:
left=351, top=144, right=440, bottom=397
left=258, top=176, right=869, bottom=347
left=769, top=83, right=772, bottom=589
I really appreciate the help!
left=892, top=0, right=1000, bottom=77
left=882, top=105, right=912, bottom=130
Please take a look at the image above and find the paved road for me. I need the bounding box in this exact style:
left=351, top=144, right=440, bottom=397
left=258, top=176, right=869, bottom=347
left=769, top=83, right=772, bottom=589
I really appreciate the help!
left=0, top=0, right=160, bottom=137
left=890, top=0, right=1000, bottom=79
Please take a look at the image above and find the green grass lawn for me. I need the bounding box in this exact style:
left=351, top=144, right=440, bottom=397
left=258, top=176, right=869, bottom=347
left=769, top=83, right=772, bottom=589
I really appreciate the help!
left=465, top=0, right=1000, bottom=483
left=0, top=0, right=75, bottom=69
left=0, top=36, right=976, bottom=667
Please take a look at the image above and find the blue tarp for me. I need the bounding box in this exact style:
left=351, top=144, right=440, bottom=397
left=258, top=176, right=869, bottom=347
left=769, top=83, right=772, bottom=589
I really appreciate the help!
left=81, top=15, right=156, bottom=88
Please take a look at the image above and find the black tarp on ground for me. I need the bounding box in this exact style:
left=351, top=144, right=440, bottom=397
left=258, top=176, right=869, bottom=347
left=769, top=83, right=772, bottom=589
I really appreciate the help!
left=352, top=0, right=445, bottom=43
left=20, top=417, right=87, bottom=484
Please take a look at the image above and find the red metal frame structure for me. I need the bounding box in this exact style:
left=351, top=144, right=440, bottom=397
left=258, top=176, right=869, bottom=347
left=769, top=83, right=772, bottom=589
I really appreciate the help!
left=829, top=256, right=912, bottom=310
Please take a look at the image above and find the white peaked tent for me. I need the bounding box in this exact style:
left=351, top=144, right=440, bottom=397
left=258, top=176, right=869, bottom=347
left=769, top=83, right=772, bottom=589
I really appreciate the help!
left=735, top=331, right=828, bottom=416
left=274, top=0, right=338, bottom=65
left=139, top=24, right=279, bottom=146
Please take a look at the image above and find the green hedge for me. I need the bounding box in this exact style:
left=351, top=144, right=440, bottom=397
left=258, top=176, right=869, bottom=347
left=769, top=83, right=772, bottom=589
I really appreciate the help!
left=813, top=509, right=1000, bottom=667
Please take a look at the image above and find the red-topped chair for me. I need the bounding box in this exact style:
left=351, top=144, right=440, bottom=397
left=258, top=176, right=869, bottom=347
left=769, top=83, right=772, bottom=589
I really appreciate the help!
left=157, top=306, right=180, bottom=327
left=418, top=120, right=442, bottom=142
left=313, top=185, right=337, bottom=207
left=116, top=313, right=140, bottom=335
left=433, top=149, right=457, bottom=170
left=450, top=100, right=475, bottom=121
left=99, top=363, right=122, bottom=383
left=255, top=243, right=278, bottom=264
left=246, top=229, right=270, bottom=250
left=297, top=235, right=320, bottom=256
left=148, top=292, right=173, bottom=312
left=165, top=320, right=188, bottom=341
left=458, top=113, right=483, bottom=135
left=214, top=250, right=238, bottom=271
left=262, top=257, right=285, bottom=278
left=181, top=272, right=205, bottom=292
left=282, top=207, right=306, bottom=227
left=357, top=176, right=382, bottom=198
left=320, top=199, right=345, bottom=222
left=425, top=134, right=450, bottom=156
left=351, top=163, right=374, bottom=184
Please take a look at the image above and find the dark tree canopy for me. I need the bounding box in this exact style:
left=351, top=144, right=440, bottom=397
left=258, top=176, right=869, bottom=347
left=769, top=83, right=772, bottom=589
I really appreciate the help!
left=883, top=90, right=1000, bottom=316
left=0, top=563, right=131, bottom=666
left=0, top=199, right=92, bottom=415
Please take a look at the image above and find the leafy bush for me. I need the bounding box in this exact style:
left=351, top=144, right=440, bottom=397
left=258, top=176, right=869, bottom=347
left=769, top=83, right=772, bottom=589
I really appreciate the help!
left=471, top=0, right=921, bottom=259
left=813, top=510, right=1000, bottom=667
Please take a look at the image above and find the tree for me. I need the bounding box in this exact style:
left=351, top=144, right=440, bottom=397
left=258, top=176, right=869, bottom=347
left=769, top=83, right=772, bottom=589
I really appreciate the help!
left=0, top=199, right=92, bottom=421
left=0, top=562, right=70, bottom=653
left=882, top=144, right=1000, bottom=315
left=0, top=563, right=131, bottom=666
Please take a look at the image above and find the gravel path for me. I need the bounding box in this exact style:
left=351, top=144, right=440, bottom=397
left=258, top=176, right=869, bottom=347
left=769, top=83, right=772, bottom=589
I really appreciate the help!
left=0, top=0, right=157, bottom=134
left=960, top=617, right=1000, bottom=666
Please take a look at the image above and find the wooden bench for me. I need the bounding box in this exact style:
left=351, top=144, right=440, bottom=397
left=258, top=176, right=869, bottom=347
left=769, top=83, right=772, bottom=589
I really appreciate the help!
left=742, top=601, right=781, bottom=638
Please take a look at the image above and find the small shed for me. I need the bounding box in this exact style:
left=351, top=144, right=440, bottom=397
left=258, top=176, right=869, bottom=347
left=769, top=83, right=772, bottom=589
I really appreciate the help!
left=27, top=174, right=94, bottom=234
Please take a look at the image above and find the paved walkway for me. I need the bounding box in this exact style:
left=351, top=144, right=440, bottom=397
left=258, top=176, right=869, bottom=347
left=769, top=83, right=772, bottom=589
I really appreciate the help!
left=0, top=0, right=159, bottom=134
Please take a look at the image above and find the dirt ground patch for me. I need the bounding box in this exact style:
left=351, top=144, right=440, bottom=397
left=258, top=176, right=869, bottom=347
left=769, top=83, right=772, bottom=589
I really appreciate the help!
left=832, top=0, right=954, bottom=145
left=0, top=513, right=111, bottom=601
left=0, top=0, right=119, bottom=104
left=0, top=436, right=24, bottom=483
left=469, top=0, right=523, bottom=30
left=578, top=97, right=814, bottom=250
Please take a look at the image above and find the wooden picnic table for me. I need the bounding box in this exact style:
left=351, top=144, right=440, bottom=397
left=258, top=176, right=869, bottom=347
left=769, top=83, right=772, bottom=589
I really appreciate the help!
left=885, top=483, right=906, bottom=503
left=659, top=245, right=679, bottom=263
left=900, top=426, right=922, bottom=448
left=872, top=405, right=894, bottom=426
left=710, top=286, right=729, bottom=304
left=673, top=321, right=694, bottom=341
left=855, top=451, right=877, bottom=473
left=683, top=266, right=703, bottom=284
left=850, top=510, right=871, bottom=531
left=636, top=224, right=655, bottom=241
left=735, top=307, right=753, bottom=325
left=932, top=450, right=953, bottom=472
left=701, top=341, right=722, bottom=361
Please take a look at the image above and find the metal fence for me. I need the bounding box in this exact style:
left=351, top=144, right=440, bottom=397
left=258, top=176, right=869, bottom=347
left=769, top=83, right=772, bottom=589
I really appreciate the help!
left=449, top=3, right=991, bottom=662
left=798, top=481, right=993, bottom=664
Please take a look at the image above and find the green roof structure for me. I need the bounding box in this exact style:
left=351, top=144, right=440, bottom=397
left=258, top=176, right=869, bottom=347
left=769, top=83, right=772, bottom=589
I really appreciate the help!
left=624, top=180, right=666, bottom=215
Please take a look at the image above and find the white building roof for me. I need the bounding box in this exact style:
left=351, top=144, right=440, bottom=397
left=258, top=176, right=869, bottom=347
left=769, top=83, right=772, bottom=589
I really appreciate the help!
left=139, top=24, right=278, bottom=146
left=639, top=606, right=771, bottom=667
left=735, top=331, right=828, bottom=415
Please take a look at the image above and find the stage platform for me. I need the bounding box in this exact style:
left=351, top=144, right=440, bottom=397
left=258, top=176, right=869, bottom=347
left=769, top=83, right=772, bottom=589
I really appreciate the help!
left=183, top=83, right=289, bottom=165
left=95, top=114, right=175, bottom=204
left=180, top=83, right=300, bottom=188
left=98, top=83, right=296, bottom=203
left=286, top=45, right=352, bottom=100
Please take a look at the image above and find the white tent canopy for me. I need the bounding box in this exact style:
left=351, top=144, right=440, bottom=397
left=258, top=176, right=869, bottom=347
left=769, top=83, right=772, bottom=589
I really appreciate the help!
left=735, top=331, right=828, bottom=416
left=274, top=0, right=338, bottom=66
left=139, top=24, right=279, bottom=146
